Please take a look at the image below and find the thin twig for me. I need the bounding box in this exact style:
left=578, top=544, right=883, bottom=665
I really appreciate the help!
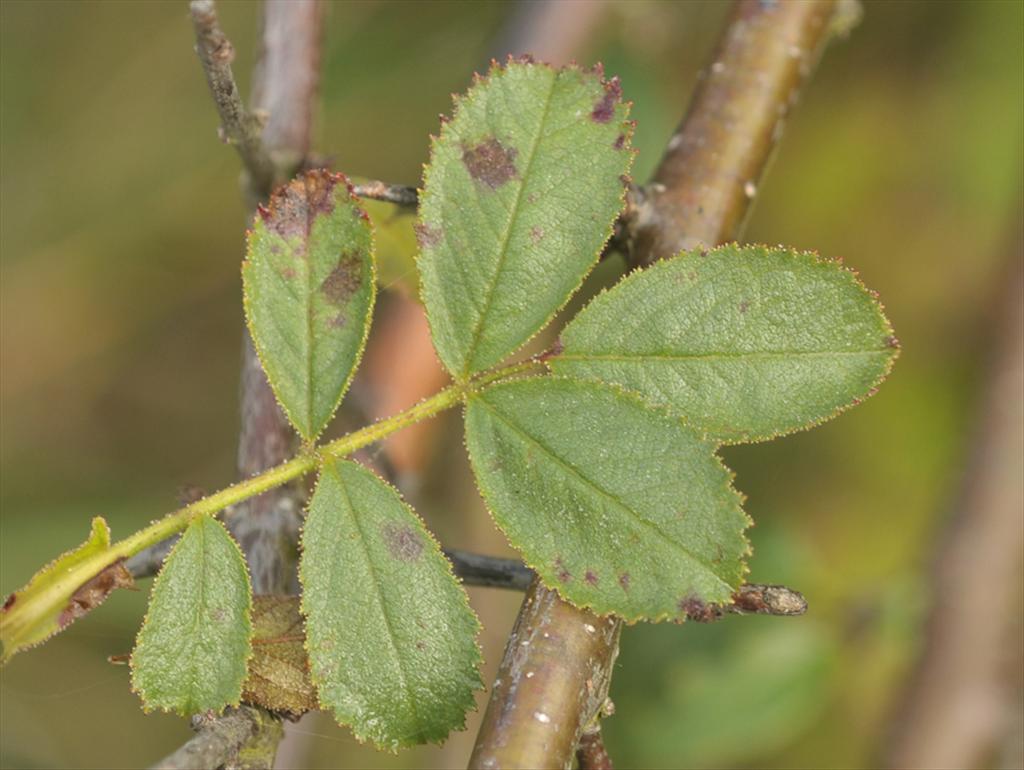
left=444, top=549, right=534, bottom=591
left=127, top=540, right=530, bottom=589
left=351, top=180, right=419, bottom=207
left=189, top=0, right=275, bottom=196
left=470, top=2, right=845, bottom=766
left=150, top=706, right=282, bottom=770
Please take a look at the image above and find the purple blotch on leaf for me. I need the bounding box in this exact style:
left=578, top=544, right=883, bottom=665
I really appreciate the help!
left=591, top=76, right=622, bottom=123
left=678, top=595, right=719, bottom=623
left=462, top=137, right=518, bottom=189
left=259, top=170, right=341, bottom=255
left=555, top=557, right=572, bottom=583
left=381, top=522, right=423, bottom=562
left=320, top=252, right=363, bottom=306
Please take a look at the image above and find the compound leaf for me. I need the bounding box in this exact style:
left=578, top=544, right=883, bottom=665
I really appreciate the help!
left=244, top=169, right=376, bottom=441
left=300, top=459, right=481, bottom=751
left=465, top=377, right=749, bottom=622
left=418, top=59, right=633, bottom=378
left=130, top=515, right=253, bottom=715
left=1, top=517, right=133, bottom=664
left=554, top=244, right=899, bottom=443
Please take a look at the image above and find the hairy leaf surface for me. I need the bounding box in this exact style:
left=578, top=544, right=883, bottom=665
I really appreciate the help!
left=130, top=515, right=253, bottom=715
left=242, top=596, right=317, bottom=717
left=465, top=378, right=749, bottom=621
left=554, top=244, right=899, bottom=443
left=418, top=59, right=633, bottom=377
left=300, top=459, right=481, bottom=751
left=244, top=169, right=375, bottom=440
left=1, top=518, right=132, bottom=664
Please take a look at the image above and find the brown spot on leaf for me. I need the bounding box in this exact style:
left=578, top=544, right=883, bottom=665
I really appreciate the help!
left=618, top=573, right=631, bottom=591
left=414, top=222, right=442, bottom=249
left=282, top=267, right=296, bottom=280
left=591, top=76, right=622, bottom=123
left=416, top=641, right=426, bottom=651
left=58, top=560, right=134, bottom=630
left=462, top=137, right=518, bottom=189
left=2, top=593, right=15, bottom=611
left=327, top=312, right=347, bottom=329
left=259, top=169, right=343, bottom=255
left=884, top=335, right=900, bottom=349
left=613, top=134, right=626, bottom=150
left=320, top=252, right=363, bottom=306
left=678, top=595, right=719, bottom=623
left=585, top=570, right=599, bottom=586
left=555, top=558, right=572, bottom=583
left=381, top=523, right=423, bottom=562
left=530, top=226, right=545, bottom=244
left=739, top=299, right=750, bottom=314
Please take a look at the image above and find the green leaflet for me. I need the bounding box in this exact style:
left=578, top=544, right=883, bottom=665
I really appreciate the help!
left=243, top=169, right=376, bottom=441
left=417, top=59, right=634, bottom=378
left=554, top=244, right=899, bottom=443
left=1, top=517, right=133, bottom=664
left=465, top=377, right=750, bottom=622
left=300, top=459, right=481, bottom=751
left=130, top=515, right=253, bottom=715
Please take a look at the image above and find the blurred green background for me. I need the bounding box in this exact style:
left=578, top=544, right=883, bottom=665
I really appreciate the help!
left=1, top=1, right=1021, bottom=768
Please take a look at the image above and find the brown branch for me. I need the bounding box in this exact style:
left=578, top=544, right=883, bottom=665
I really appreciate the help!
left=221, top=1, right=323, bottom=765
left=625, top=0, right=843, bottom=267
left=189, top=0, right=275, bottom=197
left=227, top=0, right=323, bottom=596
left=249, top=0, right=322, bottom=186
left=470, top=2, right=845, bottom=767
left=176, top=2, right=323, bottom=768
left=576, top=726, right=615, bottom=770
left=150, top=706, right=283, bottom=770
left=469, top=578, right=622, bottom=769
left=885, top=240, right=1024, bottom=768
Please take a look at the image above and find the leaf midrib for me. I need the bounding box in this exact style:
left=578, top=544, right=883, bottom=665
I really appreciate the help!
left=474, top=396, right=734, bottom=592
left=176, top=517, right=208, bottom=713
left=302, top=175, right=317, bottom=435
left=557, top=349, right=891, bottom=364
left=460, top=72, right=559, bottom=377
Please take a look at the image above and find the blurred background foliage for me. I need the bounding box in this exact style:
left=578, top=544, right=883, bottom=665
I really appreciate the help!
left=1, top=1, right=1021, bottom=768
